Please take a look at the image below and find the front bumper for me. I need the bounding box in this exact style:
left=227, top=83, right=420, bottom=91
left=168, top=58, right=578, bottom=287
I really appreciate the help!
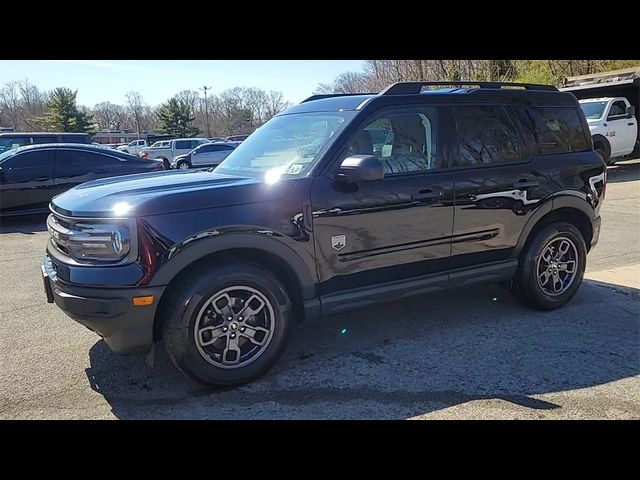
left=42, top=256, right=164, bottom=355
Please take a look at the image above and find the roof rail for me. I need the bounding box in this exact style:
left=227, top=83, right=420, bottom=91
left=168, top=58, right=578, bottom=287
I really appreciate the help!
left=301, top=93, right=375, bottom=103
left=380, top=81, right=558, bottom=95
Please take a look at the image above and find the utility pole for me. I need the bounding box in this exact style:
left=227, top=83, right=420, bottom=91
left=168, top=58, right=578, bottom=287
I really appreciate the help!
left=200, top=85, right=212, bottom=138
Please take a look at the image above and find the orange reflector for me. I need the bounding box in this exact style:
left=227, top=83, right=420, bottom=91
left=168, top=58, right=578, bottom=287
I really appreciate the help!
left=133, top=295, right=154, bottom=306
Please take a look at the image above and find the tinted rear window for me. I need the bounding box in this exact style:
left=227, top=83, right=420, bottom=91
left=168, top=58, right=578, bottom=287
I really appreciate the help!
left=453, top=105, right=520, bottom=167
left=519, top=107, right=590, bottom=155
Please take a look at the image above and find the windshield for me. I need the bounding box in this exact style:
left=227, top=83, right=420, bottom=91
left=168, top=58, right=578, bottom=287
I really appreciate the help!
left=580, top=102, right=607, bottom=120
left=214, top=112, right=354, bottom=181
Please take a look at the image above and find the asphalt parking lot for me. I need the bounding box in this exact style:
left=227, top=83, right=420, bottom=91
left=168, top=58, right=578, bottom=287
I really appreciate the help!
left=1, top=159, right=638, bottom=419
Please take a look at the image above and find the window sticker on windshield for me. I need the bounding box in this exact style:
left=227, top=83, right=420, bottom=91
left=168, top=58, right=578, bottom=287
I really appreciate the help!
left=286, top=164, right=304, bottom=175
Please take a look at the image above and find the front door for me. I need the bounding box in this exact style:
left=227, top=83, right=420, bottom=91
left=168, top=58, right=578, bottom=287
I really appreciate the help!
left=606, top=100, right=637, bottom=156
left=311, top=105, right=455, bottom=296
left=0, top=149, right=55, bottom=214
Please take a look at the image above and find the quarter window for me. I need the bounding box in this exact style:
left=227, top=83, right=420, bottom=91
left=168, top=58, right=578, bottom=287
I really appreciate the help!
left=342, top=107, right=440, bottom=175
left=453, top=105, right=520, bottom=167
left=523, top=107, right=590, bottom=154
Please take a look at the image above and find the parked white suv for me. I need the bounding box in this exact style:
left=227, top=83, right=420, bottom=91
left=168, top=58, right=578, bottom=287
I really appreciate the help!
left=117, top=139, right=148, bottom=155
left=579, top=97, right=638, bottom=164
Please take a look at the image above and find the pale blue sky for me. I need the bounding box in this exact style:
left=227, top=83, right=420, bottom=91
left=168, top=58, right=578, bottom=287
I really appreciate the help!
left=0, top=60, right=365, bottom=107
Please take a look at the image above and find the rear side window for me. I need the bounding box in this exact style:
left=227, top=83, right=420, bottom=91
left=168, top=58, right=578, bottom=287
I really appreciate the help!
left=174, top=140, right=191, bottom=150
left=520, top=107, right=589, bottom=154
left=56, top=150, right=123, bottom=177
left=453, top=105, right=520, bottom=167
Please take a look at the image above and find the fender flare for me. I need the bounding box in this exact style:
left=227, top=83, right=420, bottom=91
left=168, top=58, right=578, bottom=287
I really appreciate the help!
left=513, top=193, right=595, bottom=257
left=148, top=233, right=317, bottom=299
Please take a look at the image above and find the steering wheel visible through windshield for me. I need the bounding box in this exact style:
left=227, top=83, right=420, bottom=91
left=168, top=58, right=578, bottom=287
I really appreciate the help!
left=214, top=111, right=354, bottom=181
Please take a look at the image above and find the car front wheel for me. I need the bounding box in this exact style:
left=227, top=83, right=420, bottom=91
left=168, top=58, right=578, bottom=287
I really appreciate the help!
left=511, top=222, right=587, bottom=310
left=161, top=263, right=292, bottom=386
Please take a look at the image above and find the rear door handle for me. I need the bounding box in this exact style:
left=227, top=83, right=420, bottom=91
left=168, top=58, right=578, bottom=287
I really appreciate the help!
left=412, top=188, right=443, bottom=200
left=513, top=179, right=539, bottom=189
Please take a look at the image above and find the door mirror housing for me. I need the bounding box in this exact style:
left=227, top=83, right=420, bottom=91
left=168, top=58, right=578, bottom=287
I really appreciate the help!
left=626, top=105, right=636, bottom=118
left=334, top=155, right=384, bottom=184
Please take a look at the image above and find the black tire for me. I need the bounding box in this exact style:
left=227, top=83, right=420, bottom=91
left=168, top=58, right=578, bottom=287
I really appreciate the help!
left=592, top=135, right=613, bottom=165
left=511, top=222, right=587, bottom=311
left=158, top=157, right=170, bottom=170
left=176, top=160, right=190, bottom=170
left=161, top=262, right=292, bottom=386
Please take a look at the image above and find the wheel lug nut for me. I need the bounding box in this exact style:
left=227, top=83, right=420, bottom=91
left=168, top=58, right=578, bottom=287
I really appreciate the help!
left=227, top=316, right=233, bottom=321
left=238, top=316, right=244, bottom=321
left=230, top=333, right=236, bottom=339
left=222, top=326, right=228, bottom=332
left=240, top=327, right=245, bottom=332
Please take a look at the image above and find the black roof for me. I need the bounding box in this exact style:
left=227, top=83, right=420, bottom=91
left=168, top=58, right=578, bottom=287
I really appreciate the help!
left=0, top=143, right=140, bottom=161
left=282, top=82, right=578, bottom=115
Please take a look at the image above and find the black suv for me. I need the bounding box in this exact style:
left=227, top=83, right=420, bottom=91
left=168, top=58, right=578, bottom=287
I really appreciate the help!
left=42, top=82, right=606, bottom=386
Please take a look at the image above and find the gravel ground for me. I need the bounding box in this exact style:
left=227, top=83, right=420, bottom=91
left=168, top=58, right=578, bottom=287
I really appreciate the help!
left=0, top=158, right=638, bottom=419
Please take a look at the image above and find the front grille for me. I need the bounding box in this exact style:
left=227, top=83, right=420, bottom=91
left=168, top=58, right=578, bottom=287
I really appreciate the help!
left=47, top=212, right=75, bottom=258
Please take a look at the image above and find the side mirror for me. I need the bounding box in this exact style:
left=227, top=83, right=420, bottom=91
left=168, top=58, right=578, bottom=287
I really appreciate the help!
left=626, top=105, right=636, bottom=118
left=334, top=155, right=384, bottom=184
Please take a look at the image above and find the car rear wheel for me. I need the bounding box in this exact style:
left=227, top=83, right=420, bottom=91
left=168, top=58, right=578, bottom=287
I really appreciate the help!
left=511, top=222, right=587, bottom=310
left=593, top=135, right=613, bottom=165
left=161, top=263, right=292, bottom=386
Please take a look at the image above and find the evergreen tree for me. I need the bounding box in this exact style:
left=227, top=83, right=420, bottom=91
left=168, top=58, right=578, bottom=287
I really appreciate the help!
left=156, top=97, right=200, bottom=137
left=36, top=87, right=94, bottom=133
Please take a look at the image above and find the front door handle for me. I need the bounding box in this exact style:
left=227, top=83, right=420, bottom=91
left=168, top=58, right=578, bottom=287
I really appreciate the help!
left=513, top=179, right=539, bottom=189
left=412, top=188, right=443, bottom=200
left=628, top=122, right=635, bottom=126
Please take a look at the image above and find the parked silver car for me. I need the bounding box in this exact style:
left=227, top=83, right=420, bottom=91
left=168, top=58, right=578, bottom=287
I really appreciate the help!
left=170, top=142, right=237, bottom=169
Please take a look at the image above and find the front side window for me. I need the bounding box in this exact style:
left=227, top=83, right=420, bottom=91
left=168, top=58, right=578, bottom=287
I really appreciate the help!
left=524, top=107, right=589, bottom=154
left=340, top=107, right=440, bottom=175
left=216, top=112, right=354, bottom=180
left=0, top=136, right=30, bottom=152
left=608, top=101, right=627, bottom=119
left=454, top=105, right=520, bottom=167
left=0, top=150, right=54, bottom=182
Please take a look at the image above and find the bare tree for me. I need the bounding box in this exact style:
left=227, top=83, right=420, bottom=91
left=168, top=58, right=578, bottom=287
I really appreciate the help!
left=125, top=91, right=147, bottom=136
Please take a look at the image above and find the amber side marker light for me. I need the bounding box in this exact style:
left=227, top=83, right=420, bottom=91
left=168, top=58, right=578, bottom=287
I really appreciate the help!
left=133, top=295, right=154, bottom=306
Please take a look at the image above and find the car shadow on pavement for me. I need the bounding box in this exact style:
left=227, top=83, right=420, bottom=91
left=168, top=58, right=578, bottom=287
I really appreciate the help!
left=0, top=214, right=48, bottom=234
left=85, top=278, right=640, bottom=419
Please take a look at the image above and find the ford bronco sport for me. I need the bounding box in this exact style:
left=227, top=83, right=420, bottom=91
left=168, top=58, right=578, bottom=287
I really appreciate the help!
left=42, top=81, right=606, bottom=386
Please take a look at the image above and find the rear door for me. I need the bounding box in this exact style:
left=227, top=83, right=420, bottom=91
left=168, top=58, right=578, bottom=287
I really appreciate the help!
left=173, top=140, right=193, bottom=158
left=53, top=148, right=126, bottom=195
left=449, top=104, right=553, bottom=273
left=0, top=149, right=55, bottom=214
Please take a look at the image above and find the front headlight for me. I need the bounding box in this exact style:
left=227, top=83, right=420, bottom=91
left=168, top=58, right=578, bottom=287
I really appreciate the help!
left=66, top=223, right=131, bottom=261
left=48, top=214, right=136, bottom=264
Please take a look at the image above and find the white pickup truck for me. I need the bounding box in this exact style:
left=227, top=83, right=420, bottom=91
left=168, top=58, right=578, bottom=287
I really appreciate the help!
left=579, top=97, right=637, bottom=164
left=561, top=67, right=639, bottom=165
left=117, top=139, right=148, bottom=155
left=139, top=138, right=210, bottom=169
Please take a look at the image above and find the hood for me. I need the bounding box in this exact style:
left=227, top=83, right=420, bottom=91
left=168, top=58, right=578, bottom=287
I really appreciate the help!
left=51, top=169, right=297, bottom=218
